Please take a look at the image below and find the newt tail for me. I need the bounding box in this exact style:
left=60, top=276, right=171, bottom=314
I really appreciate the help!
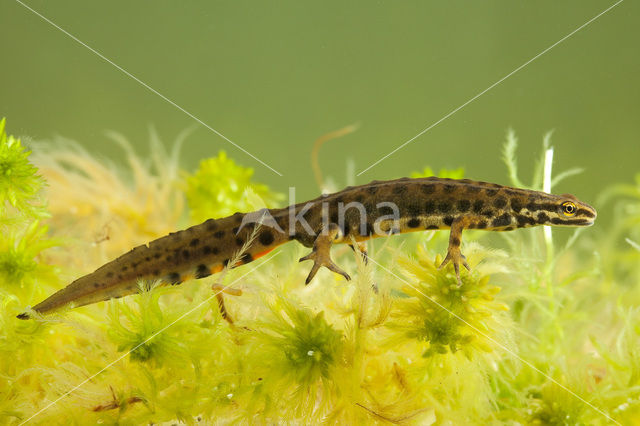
left=19, top=211, right=289, bottom=318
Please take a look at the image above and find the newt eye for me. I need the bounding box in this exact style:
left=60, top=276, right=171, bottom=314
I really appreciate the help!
left=561, top=201, right=576, bottom=216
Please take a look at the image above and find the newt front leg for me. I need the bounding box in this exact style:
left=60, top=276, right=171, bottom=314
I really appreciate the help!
left=438, top=217, right=472, bottom=286
left=299, top=223, right=351, bottom=284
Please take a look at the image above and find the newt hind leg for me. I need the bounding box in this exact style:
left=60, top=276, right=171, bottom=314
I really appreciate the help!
left=300, top=223, right=351, bottom=284
left=438, top=217, right=472, bottom=286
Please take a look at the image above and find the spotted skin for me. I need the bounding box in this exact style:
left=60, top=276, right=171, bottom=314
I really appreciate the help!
left=19, top=177, right=596, bottom=318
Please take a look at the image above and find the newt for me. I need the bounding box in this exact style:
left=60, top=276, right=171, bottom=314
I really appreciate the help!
left=18, top=177, right=596, bottom=319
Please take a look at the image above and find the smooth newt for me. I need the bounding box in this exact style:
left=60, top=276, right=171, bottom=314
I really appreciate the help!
left=18, top=177, right=596, bottom=319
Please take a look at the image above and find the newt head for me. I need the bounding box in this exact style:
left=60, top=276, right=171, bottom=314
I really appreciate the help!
left=538, top=193, right=597, bottom=227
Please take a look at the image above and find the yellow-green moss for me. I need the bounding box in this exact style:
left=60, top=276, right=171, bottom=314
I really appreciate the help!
left=1, top=122, right=639, bottom=424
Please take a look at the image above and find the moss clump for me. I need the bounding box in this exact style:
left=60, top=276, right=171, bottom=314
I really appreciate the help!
left=0, top=119, right=55, bottom=297
left=388, top=244, right=509, bottom=358
left=261, top=300, right=344, bottom=386
left=0, top=118, right=46, bottom=220
left=107, top=287, right=191, bottom=365
left=184, top=150, right=283, bottom=222
left=3, top=125, right=639, bottom=424
left=411, top=165, right=465, bottom=179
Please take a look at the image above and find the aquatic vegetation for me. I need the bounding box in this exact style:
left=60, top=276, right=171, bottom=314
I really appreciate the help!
left=184, top=150, right=283, bottom=223
left=411, top=165, right=465, bottom=180
left=389, top=244, right=511, bottom=359
left=0, top=118, right=46, bottom=221
left=1, top=120, right=639, bottom=424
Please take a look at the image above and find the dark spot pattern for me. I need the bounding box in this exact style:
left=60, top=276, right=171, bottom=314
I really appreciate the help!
left=259, top=231, right=275, bottom=246
left=214, top=230, right=225, bottom=239
left=485, top=188, right=499, bottom=197
left=407, top=218, right=421, bottom=228
left=424, top=201, right=437, bottom=214
left=516, top=215, right=536, bottom=227
left=443, top=184, right=456, bottom=193
left=421, top=184, right=436, bottom=194
left=472, top=200, right=484, bottom=213
left=537, top=212, right=550, bottom=223
left=195, top=264, right=211, bottom=279
left=437, top=201, right=452, bottom=213
left=457, top=200, right=471, bottom=212
left=235, top=237, right=244, bottom=246
left=205, top=219, right=218, bottom=231
left=182, top=249, right=190, bottom=259
left=106, top=271, right=114, bottom=278
left=167, top=272, right=181, bottom=285
left=491, top=213, right=512, bottom=228
left=476, top=220, right=488, bottom=229
left=510, top=199, right=523, bottom=212
left=443, top=216, right=454, bottom=226
left=493, top=197, right=507, bottom=209
left=189, top=238, right=200, bottom=247
left=426, top=225, right=440, bottom=230
left=451, top=237, right=460, bottom=246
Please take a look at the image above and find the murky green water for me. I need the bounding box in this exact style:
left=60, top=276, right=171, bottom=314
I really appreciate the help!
left=1, top=1, right=637, bottom=211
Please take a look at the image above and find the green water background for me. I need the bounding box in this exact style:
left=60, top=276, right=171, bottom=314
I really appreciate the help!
left=1, top=1, right=638, bottom=215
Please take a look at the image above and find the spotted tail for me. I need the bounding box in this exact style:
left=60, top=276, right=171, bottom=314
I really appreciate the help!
left=18, top=211, right=288, bottom=318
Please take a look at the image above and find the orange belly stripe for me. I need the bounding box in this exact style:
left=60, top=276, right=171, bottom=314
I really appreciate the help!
left=252, top=248, right=275, bottom=259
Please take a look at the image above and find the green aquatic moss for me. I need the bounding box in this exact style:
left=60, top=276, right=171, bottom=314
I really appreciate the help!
left=260, top=299, right=344, bottom=386
left=389, top=245, right=509, bottom=359
left=411, top=165, right=465, bottom=179
left=0, top=119, right=55, bottom=297
left=184, top=150, right=283, bottom=222
left=3, top=125, right=640, bottom=424
left=0, top=118, right=46, bottom=221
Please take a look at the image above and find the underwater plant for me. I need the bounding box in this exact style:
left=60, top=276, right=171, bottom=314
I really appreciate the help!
left=184, top=150, right=283, bottom=223
left=1, top=122, right=638, bottom=424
